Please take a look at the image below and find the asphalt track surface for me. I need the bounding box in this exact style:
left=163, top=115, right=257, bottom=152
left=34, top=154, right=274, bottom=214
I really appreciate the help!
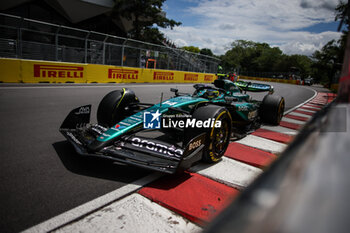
left=0, top=82, right=315, bottom=233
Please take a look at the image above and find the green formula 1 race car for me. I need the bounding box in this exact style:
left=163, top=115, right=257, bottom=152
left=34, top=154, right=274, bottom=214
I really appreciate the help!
left=60, top=79, right=284, bottom=174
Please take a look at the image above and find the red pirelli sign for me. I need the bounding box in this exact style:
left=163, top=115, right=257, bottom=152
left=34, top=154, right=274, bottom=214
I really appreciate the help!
left=108, top=69, right=138, bottom=79
left=153, top=71, right=174, bottom=81
left=204, top=75, right=214, bottom=81
left=184, top=74, right=198, bottom=81
left=34, top=64, right=84, bottom=78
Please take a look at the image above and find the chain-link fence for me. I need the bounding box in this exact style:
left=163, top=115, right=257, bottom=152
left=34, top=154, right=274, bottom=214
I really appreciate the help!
left=0, top=13, right=220, bottom=73
left=240, top=71, right=301, bottom=80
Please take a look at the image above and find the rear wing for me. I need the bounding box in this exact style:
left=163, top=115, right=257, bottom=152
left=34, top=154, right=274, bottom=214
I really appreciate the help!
left=235, top=81, right=274, bottom=93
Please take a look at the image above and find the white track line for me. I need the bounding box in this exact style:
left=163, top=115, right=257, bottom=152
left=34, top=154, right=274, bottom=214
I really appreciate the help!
left=261, top=125, right=298, bottom=135
left=53, top=194, right=201, bottom=233
left=305, top=102, right=323, bottom=107
left=302, top=105, right=322, bottom=110
left=189, top=157, right=262, bottom=190
left=236, top=135, right=287, bottom=154
left=281, top=117, right=307, bottom=125
left=296, top=108, right=317, bottom=113
left=288, top=111, right=312, bottom=118
left=22, top=173, right=164, bottom=233
left=284, top=87, right=317, bottom=115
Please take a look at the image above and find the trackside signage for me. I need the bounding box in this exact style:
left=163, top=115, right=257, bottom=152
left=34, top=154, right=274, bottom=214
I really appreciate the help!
left=204, top=75, right=214, bottom=82
left=0, top=58, right=216, bottom=83
left=184, top=74, right=198, bottom=81
left=33, top=64, right=84, bottom=78
left=108, top=68, right=138, bottom=80
left=153, top=71, right=174, bottom=81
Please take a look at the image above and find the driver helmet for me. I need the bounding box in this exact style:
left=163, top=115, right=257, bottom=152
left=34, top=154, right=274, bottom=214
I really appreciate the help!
left=199, top=89, right=220, bottom=99
left=217, top=65, right=223, bottom=73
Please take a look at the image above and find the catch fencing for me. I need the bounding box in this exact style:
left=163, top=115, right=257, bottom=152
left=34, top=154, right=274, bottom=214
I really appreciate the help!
left=0, top=13, right=219, bottom=73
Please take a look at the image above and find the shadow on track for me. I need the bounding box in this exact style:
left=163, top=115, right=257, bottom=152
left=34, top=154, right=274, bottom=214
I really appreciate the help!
left=53, top=141, right=151, bottom=182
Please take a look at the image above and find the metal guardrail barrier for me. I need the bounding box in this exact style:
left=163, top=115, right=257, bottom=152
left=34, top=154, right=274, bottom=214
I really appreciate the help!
left=0, top=13, right=220, bottom=73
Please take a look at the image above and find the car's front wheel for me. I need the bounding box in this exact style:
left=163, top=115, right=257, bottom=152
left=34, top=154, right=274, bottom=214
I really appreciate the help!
left=97, top=88, right=139, bottom=127
left=185, top=105, right=232, bottom=163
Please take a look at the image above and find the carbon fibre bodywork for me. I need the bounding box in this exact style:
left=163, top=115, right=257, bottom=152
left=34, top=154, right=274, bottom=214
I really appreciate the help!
left=60, top=79, right=283, bottom=173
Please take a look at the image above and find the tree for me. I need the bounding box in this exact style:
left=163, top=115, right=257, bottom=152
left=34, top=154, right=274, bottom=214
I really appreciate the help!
left=221, top=40, right=257, bottom=72
left=220, top=39, right=313, bottom=77
left=286, top=55, right=313, bottom=78
left=335, top=1, right=349, bottom=31
left=181, top=46, right=200, bottom=53
left=252, top=45, right=283, bottom=72
left=335, top=1, right=348, bottom=63
left=311, top=1, right=348, bottom=86
left=312, top=40, right=343, bottom=85
left=112, top=0, right=181, bottom=43
left=200, top=48, right=214, bottom=56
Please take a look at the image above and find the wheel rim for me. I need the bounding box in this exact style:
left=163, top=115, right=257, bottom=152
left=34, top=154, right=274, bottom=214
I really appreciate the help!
left=277, top=99, right=285, bottom=123
left=212, top=117, right=230, bottom=157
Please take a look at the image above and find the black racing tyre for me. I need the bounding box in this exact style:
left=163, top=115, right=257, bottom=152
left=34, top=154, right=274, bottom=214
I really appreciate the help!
left=97, top=88, right=139, bottom=127
left=185, top=105, right=232, bottom=163
left=260, top=94, right=285, bottom=125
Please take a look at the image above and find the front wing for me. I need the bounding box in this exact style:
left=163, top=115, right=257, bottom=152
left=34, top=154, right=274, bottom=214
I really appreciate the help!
left=60, top=128, right=206, bottom=174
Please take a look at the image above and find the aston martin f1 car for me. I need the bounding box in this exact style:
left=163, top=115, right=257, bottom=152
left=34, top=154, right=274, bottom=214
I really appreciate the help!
left=60, top=79, right=284, bottom=174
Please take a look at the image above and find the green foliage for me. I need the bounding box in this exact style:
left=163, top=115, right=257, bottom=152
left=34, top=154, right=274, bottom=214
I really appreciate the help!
left=140, top=27, right=166, bottom=44
left=335, top=1, right=349, bottom=31
left=311, top=1, right=348, bottom=85
left=220, top=40, right=312, bottom=78
left=311, top=39, right=343, bottom=85
left=220, top=2, right=347, bottom=85
left=182, top=46, right=201, bottom=53
left=200, top=48, right=214, bottom=56
left=112, top=0, right=181, bottom=42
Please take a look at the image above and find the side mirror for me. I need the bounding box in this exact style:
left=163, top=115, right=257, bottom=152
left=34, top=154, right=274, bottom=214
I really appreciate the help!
left=170, top=88, right=179, bottom=96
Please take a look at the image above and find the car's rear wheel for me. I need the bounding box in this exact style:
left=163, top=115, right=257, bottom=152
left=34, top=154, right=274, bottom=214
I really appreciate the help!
left=185, top=105, right=232, bottom=163
left=97, top=88, right=139, bottom=127
left=259, top=94, right=285, bottom=125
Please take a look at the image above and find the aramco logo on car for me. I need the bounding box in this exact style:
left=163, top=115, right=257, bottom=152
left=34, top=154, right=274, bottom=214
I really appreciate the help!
left=143, top=110, right=221, bottom=129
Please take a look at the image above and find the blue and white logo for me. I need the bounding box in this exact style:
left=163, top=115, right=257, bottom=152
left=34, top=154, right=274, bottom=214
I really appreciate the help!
left=143, top=110, right=161, bottom=129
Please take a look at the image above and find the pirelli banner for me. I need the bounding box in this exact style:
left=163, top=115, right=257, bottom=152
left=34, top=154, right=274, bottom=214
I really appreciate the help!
left=86, top=64, right=216, bottom=83
left=152, top=71, right=215, bottom=83
left=0, top=58, right=215, bottom=84
left=87, top=64, right=151, bottom=83
left=21, top=60, right=87, bottom=83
